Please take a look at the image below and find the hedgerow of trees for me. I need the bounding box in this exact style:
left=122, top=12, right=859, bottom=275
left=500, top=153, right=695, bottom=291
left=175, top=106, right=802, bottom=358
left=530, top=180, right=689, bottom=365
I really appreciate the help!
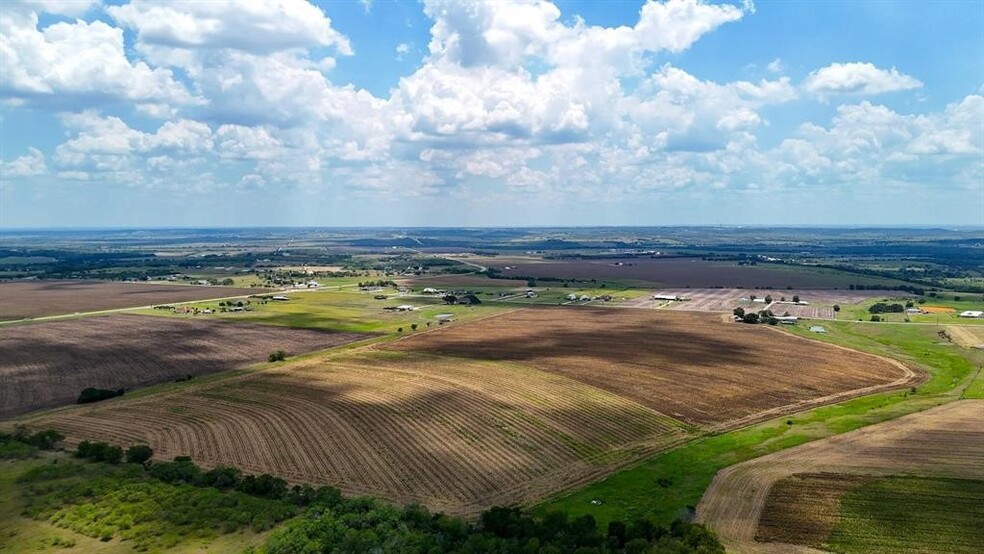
left=2, top=431, right=726, bottom=553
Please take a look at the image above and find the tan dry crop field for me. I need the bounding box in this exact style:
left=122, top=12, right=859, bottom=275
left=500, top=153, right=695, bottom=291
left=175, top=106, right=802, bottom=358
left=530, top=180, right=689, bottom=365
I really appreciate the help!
left=387, top=308, right=916, bottom=427
left=21, top=350, right=688, bottom=516
left=696, top=400, right=984, bottom=553
left=0, top=314, right=368, bottom=417
left=0, top=280, right=256, bottom=321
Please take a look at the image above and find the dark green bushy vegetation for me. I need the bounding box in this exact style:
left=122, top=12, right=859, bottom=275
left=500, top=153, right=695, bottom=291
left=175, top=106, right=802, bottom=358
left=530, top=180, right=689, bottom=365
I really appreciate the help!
left=263, top=504, right=723, bottom=554
left=17, top=461, right=295, bottom=550
left=868, top=303, right=905, bottom=314
left=4, top=432, right=723, bottom=552
left=0, top=427, right=64, bottom=459
left=76, top=387, right=125, bottom=404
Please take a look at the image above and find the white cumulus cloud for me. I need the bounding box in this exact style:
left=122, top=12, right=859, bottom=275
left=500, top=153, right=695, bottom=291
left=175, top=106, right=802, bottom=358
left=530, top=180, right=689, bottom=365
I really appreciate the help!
left=803, top=62, right=922, bottom=97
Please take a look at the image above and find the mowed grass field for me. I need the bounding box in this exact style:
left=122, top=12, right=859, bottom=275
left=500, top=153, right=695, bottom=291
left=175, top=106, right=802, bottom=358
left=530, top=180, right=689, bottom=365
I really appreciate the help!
left=387, top=308, right=916, bottom=427
left=157, top=289, right=511, bottom=334
left=20, top=349, right=688, bottom=516
left=0, top=280, right=255, bottom=321
left=758, top=474, right=984, bottom=553
left=696, top=400, right=984, bottom=553
left=0, top=314, right=369, bottom=417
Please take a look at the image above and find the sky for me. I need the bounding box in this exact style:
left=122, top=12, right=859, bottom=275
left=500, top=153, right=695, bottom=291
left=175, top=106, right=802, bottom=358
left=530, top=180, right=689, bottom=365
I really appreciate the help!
left=0, top=0, right=982, bottom=228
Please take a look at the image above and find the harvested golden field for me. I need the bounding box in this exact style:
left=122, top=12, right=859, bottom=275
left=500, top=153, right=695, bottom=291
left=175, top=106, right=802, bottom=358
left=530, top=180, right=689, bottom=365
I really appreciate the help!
left=387, top=308, right=916, bottom=427
left=696, top=400, right=984, bottom=553
left=0, top=314, right=369, bottom=417
left=23, top=350, right=687, bottom=515
left=0, top=280, right=256, bottom=321
left=920, top=305, right=956, bottom=314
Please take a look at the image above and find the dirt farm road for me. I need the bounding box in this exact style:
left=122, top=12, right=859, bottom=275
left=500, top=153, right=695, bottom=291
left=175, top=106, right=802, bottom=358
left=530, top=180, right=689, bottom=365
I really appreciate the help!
left=695, top=400, right=984, bottom=553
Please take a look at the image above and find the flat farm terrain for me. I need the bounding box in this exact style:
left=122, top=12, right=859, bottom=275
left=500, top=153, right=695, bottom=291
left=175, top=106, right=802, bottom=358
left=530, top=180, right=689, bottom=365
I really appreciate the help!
left=697, top=400, right=984, bottom=553
left=22, top=350, right=687, bottom=516
left=491, top=258, right=906, bottom=288
left=0, top=280, right=255, bottom=321
left=757, top=474, right=984, bottom=554
left=646, top=288, right=889, bottom=318
left=387, top=308, right=915, bottom=427
left=0, top=314, right=368, bottom=417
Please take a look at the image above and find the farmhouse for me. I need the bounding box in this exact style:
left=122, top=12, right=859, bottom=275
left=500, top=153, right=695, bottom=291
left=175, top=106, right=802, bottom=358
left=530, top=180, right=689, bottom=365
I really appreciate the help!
left=959, top=310, right=983, bottom=318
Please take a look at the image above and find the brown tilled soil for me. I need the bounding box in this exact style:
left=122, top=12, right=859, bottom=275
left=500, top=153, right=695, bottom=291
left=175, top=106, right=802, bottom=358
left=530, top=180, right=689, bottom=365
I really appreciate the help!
left=386, top=308, right=915, bottom=427
left=0, top=280, right=256, bottom=321
left=754, top=473, right=873, bottom=547
left=0, top=314, right=369, bottom=417
left=696, top=400, right=984, bottom=553
left=22, top=350, right=687, bottom=516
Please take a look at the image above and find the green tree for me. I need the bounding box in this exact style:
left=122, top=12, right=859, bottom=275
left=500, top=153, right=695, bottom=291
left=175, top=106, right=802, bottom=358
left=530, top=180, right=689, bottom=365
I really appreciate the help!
left=125, top=445, right=154, bottom=464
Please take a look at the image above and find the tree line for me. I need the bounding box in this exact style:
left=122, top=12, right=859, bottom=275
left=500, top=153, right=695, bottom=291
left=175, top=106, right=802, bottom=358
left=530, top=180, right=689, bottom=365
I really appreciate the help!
left=2, top=430, right=725, bottom=553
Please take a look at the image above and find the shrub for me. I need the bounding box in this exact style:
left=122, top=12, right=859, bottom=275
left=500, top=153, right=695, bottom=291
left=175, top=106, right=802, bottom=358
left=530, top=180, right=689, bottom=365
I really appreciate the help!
left=125, top=445, right=154, bottom=464
left=77, top=387, right=124, bottom=404
left=268, top=350, right=287, bottom=362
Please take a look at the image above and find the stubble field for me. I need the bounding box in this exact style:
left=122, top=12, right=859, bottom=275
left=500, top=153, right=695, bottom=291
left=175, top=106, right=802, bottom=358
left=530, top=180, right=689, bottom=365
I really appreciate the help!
left=0, top=280, right=256, bottom=321
left=0, top=314, right=369, bottom=417
left=387, top=308, right=916, bottom=427
left=22, top=350, right=687, bottom=516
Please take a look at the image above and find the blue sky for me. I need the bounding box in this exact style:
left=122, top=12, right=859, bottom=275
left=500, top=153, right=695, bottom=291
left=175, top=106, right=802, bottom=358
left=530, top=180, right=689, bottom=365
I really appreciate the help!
left=1, top=0, right=981, bottom=228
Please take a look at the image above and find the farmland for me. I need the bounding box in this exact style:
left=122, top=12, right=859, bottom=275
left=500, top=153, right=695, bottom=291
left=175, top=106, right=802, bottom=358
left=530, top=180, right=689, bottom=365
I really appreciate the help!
left=21, top=349, right=688, bottom=516
left=490, top=258, right=912, bottom=289
left=167, top=289, right=510, bottom=333
left=533, top=319, right=981, bottom=527
left=0, top=314, right=368, bottom=417
left=389, top=308, right=916, bottom=427
left=646, top=288, right=890, bottom=318
left=757, top=474, right=984, bottom=553
left=0, top=280, right=255, bottom=321
left=696, top=400, right=984, bottom=553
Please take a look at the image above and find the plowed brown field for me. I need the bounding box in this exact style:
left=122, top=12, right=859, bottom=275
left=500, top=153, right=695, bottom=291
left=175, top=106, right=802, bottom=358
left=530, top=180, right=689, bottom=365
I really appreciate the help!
left=387, top=308, right=916, bottom=427
left=696, top=400, right=984, bottom=553
left=0, top=314, right=369, bottom=417
left=0, top=280, right=255, bottom=321
left=23, top=351, right=688, bottom=515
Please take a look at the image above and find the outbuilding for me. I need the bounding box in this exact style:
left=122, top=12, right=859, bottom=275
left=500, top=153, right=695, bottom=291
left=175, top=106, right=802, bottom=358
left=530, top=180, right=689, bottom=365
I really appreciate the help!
left=959, top=310, right=983, bottom=318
